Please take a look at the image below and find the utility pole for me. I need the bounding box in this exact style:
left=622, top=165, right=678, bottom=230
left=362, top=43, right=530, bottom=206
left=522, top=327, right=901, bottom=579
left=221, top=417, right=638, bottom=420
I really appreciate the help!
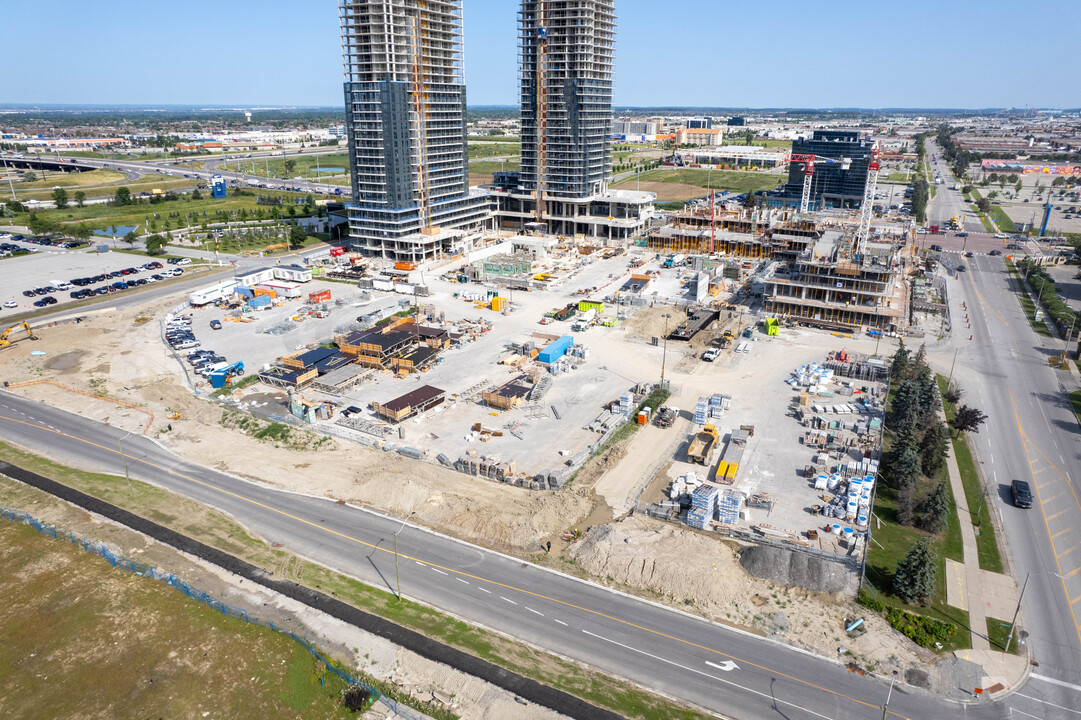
left=881, top=670, right=898, bottom=720
left=659, top=313, right=672, bottom=389
left=393, top=511, right=416, bottom=601
left=1004, top=572, right=1029, bottom=655
left=117, top=430, right=135, bottom=499
left=946, top=348, right=958, bottom=392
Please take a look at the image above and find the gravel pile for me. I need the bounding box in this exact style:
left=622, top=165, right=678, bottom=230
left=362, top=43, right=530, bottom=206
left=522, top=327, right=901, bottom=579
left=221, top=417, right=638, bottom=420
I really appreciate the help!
left=737, top=545, right=856, bottom=594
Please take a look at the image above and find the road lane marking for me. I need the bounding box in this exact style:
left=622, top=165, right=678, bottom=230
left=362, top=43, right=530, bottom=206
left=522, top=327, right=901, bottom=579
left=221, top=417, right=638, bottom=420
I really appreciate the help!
left=1051, top=527, right=1074, bottom=540
left=706, top=660, right=739, bottom=672
left=553, top=619, right=567, bottom=626
left=582, top=630, right=831, bottom=720
left=0, top=410, right=914, bottom=720
left=415, top=561, right=425, bottom=566
left=457, top=578, right=469, bottom=585
left=1007, top=708, right=1041, bottom=720
left=477, top=586, right=491, bottom=594
left=1014, top=693, right=1081, bottom=715
left=1030, top=673, right=1081, bottom=692
left=1048, top=509, right=1070, bottom=522
left=526, top=607, right=544, bottom=616
left=1009, top=389, right=1081, bottom=653
left=1063, top=546, right=1078, bottom=559
left=501, top=596, right=518, bottom=605
left=431, top=568, right=448, bottom=576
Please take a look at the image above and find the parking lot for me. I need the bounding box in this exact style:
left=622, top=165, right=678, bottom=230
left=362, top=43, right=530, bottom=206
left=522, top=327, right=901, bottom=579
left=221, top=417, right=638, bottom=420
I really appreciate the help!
left=0, top=233, right=195, bottom=314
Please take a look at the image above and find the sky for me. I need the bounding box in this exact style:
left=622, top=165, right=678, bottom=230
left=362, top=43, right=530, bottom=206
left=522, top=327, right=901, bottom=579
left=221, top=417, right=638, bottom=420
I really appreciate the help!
left=2, top=0, right=1080, bottom=109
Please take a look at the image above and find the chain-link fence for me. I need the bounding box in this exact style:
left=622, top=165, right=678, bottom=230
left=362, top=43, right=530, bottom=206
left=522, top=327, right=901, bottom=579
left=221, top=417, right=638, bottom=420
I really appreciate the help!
left=0, top=505, right=425, bottom=720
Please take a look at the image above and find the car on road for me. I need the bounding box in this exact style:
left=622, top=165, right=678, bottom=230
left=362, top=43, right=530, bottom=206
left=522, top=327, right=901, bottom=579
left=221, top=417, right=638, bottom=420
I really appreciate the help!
left=956, top=232, right=969, bottom=238
left=964, top=251, right=974, bottom=258
left=957, top=265, right=967, bottom=272
left=3, top=301, right=17, bottom=309
left=989, top=250, right=1002, bottom=256
left=1011, top=479, right=1033, bottom=508
left=930, top=244, right=943, bottom=252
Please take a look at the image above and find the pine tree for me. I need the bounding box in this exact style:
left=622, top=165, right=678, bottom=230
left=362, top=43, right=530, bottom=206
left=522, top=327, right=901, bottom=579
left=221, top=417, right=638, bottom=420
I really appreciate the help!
left=897, top=483, right=917, bottom=526
left=890, top=380, right=919, bottom=431
left=916, top=364, right=939, bottom=429
left=919, top=422, right=949, bottom=478
left=891, top=339, right=910, bottom=378
left=917, top=481, right=951, bottom=534
left=893, top=538, right=937, bottom=605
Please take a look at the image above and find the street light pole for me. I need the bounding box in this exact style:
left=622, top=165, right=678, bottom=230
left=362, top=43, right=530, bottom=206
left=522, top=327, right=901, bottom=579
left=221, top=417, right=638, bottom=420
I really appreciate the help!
left=881, top=670, right=898, bottom=720
left=393, top=511, right=416, bottom=601
left=117, top=430, right=135, bottom=499
left=660, top=313, right=671, bottom=389
left=1004, top=572, right=1030, bottom=655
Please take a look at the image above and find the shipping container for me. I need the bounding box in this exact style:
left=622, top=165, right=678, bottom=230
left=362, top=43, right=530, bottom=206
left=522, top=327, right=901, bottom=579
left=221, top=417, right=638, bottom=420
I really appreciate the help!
left=308, top=289, right=332, bottom=304
left=394, top=260, right=417, bottom=271
left=537, top=335, right=573, bottom=364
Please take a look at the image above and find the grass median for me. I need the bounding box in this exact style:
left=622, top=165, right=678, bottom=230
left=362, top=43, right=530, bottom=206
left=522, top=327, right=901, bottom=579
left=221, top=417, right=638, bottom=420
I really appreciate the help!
left=0, top=440, right=711, bottom=720
left=937, top=376, right=1003, bottom=574
left=1005, top=258, right=1054, bottom=338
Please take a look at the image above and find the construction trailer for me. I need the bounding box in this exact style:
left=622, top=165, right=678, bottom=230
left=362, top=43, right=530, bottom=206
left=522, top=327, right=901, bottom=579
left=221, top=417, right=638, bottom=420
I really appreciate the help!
left=372, top=385, right=446, bottom=423
left=482, top=377, right=534, bottom=410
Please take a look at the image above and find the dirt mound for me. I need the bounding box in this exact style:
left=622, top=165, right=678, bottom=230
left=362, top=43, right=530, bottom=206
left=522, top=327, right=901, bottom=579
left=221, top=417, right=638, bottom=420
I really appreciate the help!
left=738, top=545, right=856, bottom=594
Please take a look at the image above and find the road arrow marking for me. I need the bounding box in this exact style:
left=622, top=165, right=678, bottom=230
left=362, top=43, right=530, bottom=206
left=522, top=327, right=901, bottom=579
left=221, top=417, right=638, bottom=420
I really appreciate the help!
left=706, top=660, right=739, bottom=672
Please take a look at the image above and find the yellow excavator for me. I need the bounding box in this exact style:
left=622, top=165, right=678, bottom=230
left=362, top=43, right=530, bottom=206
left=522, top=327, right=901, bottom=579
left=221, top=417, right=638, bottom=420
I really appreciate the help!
left=0, top=322, right=37, bottom=350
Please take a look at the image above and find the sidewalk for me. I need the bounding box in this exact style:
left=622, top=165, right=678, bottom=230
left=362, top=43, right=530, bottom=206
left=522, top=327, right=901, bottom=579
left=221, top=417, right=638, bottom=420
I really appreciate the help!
left=941, top=416, right=1030, bottom=698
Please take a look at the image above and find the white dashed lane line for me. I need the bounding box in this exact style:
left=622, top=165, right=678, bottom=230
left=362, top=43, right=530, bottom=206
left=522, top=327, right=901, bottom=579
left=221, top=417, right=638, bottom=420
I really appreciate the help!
left=477, top=587, right=491, bottom=594
left=431, top=568, right=448, bottom=576
left=456, top=577, right=469, bottom=585
left=525, top=607, right=543, bottom=616
left=501, top=596, right=518, bottom=605
left=553, top=619, right=568, bottom=626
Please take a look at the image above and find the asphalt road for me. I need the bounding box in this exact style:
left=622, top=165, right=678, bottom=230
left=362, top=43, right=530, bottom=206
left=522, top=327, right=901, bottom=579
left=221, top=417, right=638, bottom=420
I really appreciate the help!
left=936, top=253, right=1081, bottom=718
left=926, top=142, right=985, bottom=233
left=0, top=391, right=1011, bottom=720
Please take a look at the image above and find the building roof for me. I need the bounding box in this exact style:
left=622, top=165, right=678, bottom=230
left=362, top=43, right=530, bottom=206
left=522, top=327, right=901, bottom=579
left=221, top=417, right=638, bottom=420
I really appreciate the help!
left=380, top=385, right=445, bottom=413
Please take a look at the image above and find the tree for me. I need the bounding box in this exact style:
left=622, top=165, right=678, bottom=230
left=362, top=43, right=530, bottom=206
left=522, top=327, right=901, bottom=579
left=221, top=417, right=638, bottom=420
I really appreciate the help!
left=27, top=212, right=57, bottom=235
left=23, top=171, right=38, bottom=183
left=283, top=159, right=297, bottom=177
left=1015, top=179, right=1023, bottom=194
left=976, top=197, right=992, bottom=214
left=917, top=481, right=951, bottom=534
left=893, top=538, right=937, bottom=605
left=191, top=189, right=202, bottom=200
left=122, top=231, right=139, bottom=247
left=71, top=225, right=93, bottom=243
left=73, top=190, right=85, bottom=207
left=743, top=191, right=757, bottom=209
left=51, top=187, right=69, bottom=209
left=943, top=384, right=962, bottom=406
left=113, top=186, right=132, bottom=206
left=890, top=380, right=920, bottom=431
left=987, top=191, right=998, bottom=201
left=288, top=225, right=307, bottom=249
left=919, top=422, right=950, bottom=479
left=145, top=234, right=166, bottom=255
left=950, top=405, right=988, bottom=436
left=891, top=339, right=910, bottom=378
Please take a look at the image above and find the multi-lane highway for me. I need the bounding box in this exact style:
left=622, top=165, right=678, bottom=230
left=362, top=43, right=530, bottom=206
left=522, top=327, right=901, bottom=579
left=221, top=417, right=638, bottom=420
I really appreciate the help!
left=938, top=252, right=1081, bottom=718
left=0, top=391, right=1011, bottom=720
left=926, top=141, right=986, bottom=233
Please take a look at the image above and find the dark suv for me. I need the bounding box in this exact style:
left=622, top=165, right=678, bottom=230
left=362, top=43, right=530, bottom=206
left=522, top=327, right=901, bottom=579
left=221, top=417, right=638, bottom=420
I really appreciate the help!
left=1011, top=480, right=1033, bottom=508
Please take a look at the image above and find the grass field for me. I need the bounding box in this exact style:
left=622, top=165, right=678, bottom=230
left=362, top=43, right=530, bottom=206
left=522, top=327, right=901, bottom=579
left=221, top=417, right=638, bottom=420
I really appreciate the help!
left=13, top=189, right=305, bottom=233
left=990, top=205, right=1015, bottom=232
left=613, top=167, right=785, bottom=195
left=986, top=617, right=1020, bottom=654
left=0, top=441, right=712, bottom=720
left=16, top=173, right=193, bottom=202
left=1005, top=259, right=1054, bottom=338
left=56, top=150, right=109, bottom=159
left=470, top=135, right=519, bottom=143
left=467, top=143, right=519, bottom=159
left=886, top=172, right=914, bottom=183
left=233, top=153, right=350, bottom=181
left=938, top=376, right=1004, bottom=574
left=15, top=169, right=128, bottom=189
left=0, top=520, right=354, bottom=720
left=469, top=160, right=519, bottom=174
left=862, top=474, right=970, bottom=653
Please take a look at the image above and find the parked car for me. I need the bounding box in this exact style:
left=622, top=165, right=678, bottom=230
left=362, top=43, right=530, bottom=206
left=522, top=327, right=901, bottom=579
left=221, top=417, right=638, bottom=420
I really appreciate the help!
left=1011, top=480, right=1033, bottom=508
left=3, top=301, right=17, bottom=309
left=210, top=319, right=222, bottom=330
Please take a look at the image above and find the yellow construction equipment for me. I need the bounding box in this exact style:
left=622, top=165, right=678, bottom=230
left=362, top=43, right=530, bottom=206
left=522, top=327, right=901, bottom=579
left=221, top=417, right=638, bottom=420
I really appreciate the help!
left=0, top=322, right=36, bottom=350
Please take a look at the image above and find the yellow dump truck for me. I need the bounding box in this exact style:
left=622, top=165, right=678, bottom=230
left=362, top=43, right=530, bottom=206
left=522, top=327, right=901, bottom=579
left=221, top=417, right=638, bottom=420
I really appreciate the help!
left=687, top=424, right=719, bottom=465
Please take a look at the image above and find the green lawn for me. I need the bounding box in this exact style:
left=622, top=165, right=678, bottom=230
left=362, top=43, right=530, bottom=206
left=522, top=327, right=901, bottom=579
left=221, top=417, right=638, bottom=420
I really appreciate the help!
left=1005, top=259, right=1054, bottom=338
left=469, top=160, right=519, bottom=174
left=57, top=150, right=109, bottom=159
left=990, top=206, right=1015, bottom=232
left=467, top=143, right=519, bottom=160
left=470, top=135, right=520, bottom=143
left=16, top=173, right=191, bottom=202
left=224, top=153, right=351, bottom=181
left=0, top=441, right=711, bottom=720
left=15, top=169, right=128, bottom=189
left=886, top=172, right=914, bottom=183
left=13, top=189, right=310, bottom=234
left=1069, top=390, right=1081, bottom=427
left=862, top=478, right=970, bottom=653
left=614, top=167, right=785, bottom=194
left=937, top=376, right=1004, bottom=574
left=986, top=618, right=1020, bottom=654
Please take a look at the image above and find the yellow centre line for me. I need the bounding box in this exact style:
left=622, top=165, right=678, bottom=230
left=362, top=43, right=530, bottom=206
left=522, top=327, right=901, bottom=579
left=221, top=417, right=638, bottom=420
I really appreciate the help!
left=0, top=413, right=908, bottom=718
left=1008, top=389, right=1081, bottom=651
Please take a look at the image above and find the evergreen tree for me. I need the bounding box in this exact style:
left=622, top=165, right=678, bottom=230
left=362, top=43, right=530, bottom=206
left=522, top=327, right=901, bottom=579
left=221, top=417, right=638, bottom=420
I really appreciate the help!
left=897, top=483, right=917, bottom=527
left=917, top=481, right=950, bottom=534
left=893, top=538, right=937, bottom=605
left=919, top=422, right=949, bottom=478
left=886, top=415, right=921, bottom=492
left=916, top=364, right=939, bottom=429
left=911, top=343, right=928, bottom=378
left=891, top=379, right=919, bottom=431
left=891, top=339, right=910, bottom=378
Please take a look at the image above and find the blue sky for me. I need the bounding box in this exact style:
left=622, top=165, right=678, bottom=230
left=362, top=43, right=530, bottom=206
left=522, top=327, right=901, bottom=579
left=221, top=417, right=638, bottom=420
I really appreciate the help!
left=2, top=0, right=1079, bottom=109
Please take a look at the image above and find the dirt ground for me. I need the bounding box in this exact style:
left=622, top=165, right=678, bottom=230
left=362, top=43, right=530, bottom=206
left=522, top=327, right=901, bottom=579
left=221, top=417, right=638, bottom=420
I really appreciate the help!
left=609, top=180, right=709, bottom=202
left=567, top=514, right=934, bottom=675
left=0, top=476, right=568, bottom=720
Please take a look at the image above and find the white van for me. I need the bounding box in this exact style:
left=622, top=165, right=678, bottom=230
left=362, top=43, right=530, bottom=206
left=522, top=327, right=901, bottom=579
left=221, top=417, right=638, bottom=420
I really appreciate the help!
left=50, top=279, right=72, bottom=291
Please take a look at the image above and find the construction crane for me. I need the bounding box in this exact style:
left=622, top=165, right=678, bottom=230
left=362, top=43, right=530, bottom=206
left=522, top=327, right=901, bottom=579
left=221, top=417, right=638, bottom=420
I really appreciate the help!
left=409, top=13, right=432, bottom=234
left=0, top=321, right=37, bottom=350
left=853, top=141, right=881, bottom=256
left=782, top=152, right=851, bottom=214
left=533, top=1, right=548, bottom=223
